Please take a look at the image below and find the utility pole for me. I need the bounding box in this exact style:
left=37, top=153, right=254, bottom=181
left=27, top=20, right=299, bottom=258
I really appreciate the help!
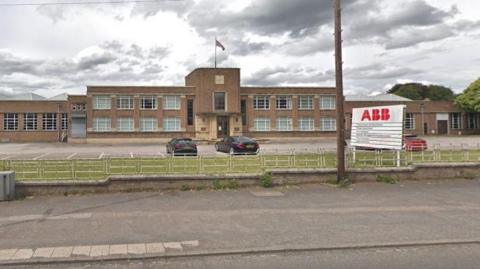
left=334, top=0, right=346, bottom=182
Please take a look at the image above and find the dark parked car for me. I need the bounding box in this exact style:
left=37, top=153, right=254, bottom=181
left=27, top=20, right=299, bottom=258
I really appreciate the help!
left=215, top=136, right=259, bottom=155
left=166, top=138, right=198, bottom=156
left=403, top=134, right=427, bottom=151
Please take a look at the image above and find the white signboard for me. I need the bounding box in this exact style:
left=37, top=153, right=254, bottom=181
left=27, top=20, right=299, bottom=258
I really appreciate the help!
left=351, top=105, right=405, bottom=150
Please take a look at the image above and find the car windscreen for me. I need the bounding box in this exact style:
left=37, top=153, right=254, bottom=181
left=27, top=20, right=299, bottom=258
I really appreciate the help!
left=176, top=139, right=193, bottom=144
left=234, top=137, right=254, bottom=143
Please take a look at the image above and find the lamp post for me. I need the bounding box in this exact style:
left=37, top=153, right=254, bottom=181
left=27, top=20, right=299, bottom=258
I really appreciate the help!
left=334, top=0, right=346, bottom=182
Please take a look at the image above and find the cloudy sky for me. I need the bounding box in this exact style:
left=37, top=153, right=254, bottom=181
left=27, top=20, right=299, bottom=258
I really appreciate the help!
left=0, top=0, right=479, bottom=97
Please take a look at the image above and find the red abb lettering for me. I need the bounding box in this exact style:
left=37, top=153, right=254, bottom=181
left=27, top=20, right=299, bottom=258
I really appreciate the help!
left=381, top=109, right=391, bottom=121
left=361, top=108, right=391, bottom=121
left=361, top=110, right=371, bottom=121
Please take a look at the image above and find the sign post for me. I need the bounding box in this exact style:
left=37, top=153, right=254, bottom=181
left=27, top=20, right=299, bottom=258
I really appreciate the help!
left=351, top=105, right=406, bottom=167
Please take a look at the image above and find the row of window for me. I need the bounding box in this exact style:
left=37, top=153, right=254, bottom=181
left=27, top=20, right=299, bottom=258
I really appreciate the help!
left=93, top=95, right=181, bottom=110
left=3, top=113, right=68, bottom=131
left=252, top=95, right=336, bottom=110
left=252, top=117, right=337, bottom=132
left=92, top=117, right=182, bottom=132
left=405, top=113, right=478, bottom=130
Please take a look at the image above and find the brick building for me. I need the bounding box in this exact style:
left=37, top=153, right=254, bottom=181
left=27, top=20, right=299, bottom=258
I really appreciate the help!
left=1, top=67, right=479, bottom=143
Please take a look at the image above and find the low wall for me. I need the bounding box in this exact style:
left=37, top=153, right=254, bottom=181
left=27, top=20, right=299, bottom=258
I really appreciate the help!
left=13, top=163, right=480, bottom=197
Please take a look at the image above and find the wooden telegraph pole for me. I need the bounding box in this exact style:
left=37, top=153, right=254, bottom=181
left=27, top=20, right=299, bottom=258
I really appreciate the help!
left=334, top=0, right=346, bottom=182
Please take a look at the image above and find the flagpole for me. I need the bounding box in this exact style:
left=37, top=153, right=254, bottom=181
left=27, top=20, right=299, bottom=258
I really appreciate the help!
left=214, top=37, right=217, bottom=68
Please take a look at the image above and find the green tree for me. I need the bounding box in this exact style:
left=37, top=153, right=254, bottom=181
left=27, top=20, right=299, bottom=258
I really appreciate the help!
left=455, top=78, right=480, bottom=112
left=388, top=83, right=455, bottom=101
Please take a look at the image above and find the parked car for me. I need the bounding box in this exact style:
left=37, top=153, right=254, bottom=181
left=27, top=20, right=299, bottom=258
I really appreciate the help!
left=215, top=136, right=259, bottom=155
left=166, top=138, right=198, bottom=156
left=403, top=134, right=427, bottom=151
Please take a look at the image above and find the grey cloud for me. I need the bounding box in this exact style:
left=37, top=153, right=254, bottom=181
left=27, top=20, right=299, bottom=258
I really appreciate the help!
left=76, top=52, right=116, bottom=70
left=345, top=64, right=422, bottom=80
left=244, top=66, right=334, bottom=86
left=384, top=25, right=454, bottom=50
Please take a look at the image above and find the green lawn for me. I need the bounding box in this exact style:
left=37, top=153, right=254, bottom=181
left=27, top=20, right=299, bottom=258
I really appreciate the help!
left=1, top=150, right=479, bottom=181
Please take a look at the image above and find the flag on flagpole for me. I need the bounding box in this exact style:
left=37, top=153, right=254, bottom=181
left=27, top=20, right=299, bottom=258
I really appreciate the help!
left=216, top=39, right=225, bottom=51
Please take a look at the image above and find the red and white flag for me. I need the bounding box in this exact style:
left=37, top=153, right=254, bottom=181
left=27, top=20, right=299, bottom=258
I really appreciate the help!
left=216, top=39, right=225, bottom=51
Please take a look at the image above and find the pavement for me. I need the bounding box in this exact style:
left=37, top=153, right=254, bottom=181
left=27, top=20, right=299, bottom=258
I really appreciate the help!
left=1, top=179, right=480, bottom=267
left=0, top=136, right=478, bottom=160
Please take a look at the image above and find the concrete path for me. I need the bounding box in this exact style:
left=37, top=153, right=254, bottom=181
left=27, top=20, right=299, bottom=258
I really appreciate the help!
left=1, top=179, right=480, bottom=266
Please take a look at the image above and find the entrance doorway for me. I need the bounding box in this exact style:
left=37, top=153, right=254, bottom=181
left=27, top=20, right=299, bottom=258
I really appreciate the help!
left=71, top=117, right=86, bottom=138
left=217, top=116, right=230, bottom=138
left=437, top=120, right=448, bottom=135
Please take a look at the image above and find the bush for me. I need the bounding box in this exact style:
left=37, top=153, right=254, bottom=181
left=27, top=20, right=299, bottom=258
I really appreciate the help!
left=260, top=172, right=273, bottom=188
left=180, top=184, right=190, bottom=191
left=212, top=179, right=239, bottom=190
left=376, top=175, right=397, bottom=184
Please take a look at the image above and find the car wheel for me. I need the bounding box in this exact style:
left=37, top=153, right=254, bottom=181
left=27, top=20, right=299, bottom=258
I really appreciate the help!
left=229, top=147, right=235, bottom=155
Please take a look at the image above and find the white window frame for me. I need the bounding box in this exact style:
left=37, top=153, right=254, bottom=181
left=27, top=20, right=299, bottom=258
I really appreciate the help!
left=61, top=113, right=68, bottom=130
left=42, top=113, right=57, bottom=131
left=320, top=117, right=336, bottom=132
left=299, top=117, right=315, bottom=131
left=117, top=95, right=134, bottom=110
left=319, top=95, right=336, bottom=110
left=298, top=96, right=313, bottom=110
left=253, top=96, right=270, bottom=110
left=140, top=118, right=158, bottom=132
left=405, top=113, right=415, bottom=130
left=117, top=118, right=134, bottom=132
left=93, top=117, right=111, bottom=132
left=163, top=96, right=180, bottom=110
left=276, top=96, right=292, bottom=110
left=213, top=92, right=226, bottom=111
left=276, top=117, right=292, bottom=131
left=24, top=113, right=37, bottom=131
left=140, top=96, right=157, bottom=110
left=163, top=117, right=181, bottom=132
left=450, top=113, right=462, bottom=129
left=3, top=113, right=18, bottom=131
left=254, top=118, right=271, bottom=132
left=93, top=95, right=111, bottom=110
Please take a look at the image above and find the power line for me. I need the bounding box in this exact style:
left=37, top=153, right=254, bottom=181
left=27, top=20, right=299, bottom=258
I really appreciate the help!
left=0, top=0, right=182, bottom=7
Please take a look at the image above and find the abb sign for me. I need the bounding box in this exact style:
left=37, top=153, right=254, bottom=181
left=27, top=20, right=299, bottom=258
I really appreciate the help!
left=351, top=105, right=405, bottom=150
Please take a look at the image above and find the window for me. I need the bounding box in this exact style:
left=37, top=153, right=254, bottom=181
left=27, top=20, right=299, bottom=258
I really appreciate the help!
left=163, top=117, right=181, bottom=131
left=214, top=92, right=226, bottom=111
left=319, top=95, right=336, bottom=110
left=276, top=96, right=292, bottom=110
left=299, top=118, right=315, bottom=131
left=117, top=95, right=133, bottom=110
left=405, top=113, right=415, bottom=130
left=164, top=96, right=180, bottom=110
left=253, top=96, right=270, bottom=110
left=241, top=100, right=247, bottom=126
left=93, top=118, right=111, bottom=132
left=298, top=96, right=313, bottom=110
left=140, top=118, right=158, bottom=132
left=72, top=103, right=86, bottom=111
left=467, top=113, right=479, bottom=129
left=140, top=96, right=157, bottom=110
left=93, top=95, right=111, bottom=110
left=42, top=113, right=57, bottom=131
left=117, top=118, right=134, bottom=132
left=3, top=113, right=18, bottom=131
left=450, top=113, right=462, bottom=129
left=320, top=117, right=336, bottom=131
left=24, top=113, right=37, bottom=131
left=276, top=117, right=292, bottom=131
left=61, top=113, right=68, bottom=130
left=254, top=118, right=271, bottom=132
left=187, top=99, right=194, bottom=126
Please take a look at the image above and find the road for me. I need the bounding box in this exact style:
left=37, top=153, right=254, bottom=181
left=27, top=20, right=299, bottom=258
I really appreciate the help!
left=1, top=179, right=480, bottom=267
left=5, top=244, right=480, bottom=269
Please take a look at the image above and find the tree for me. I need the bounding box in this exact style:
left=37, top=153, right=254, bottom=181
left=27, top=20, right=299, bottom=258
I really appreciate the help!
left=387, top=83, right=455, bottom=101
left=455, top=78, right=480, bottom=112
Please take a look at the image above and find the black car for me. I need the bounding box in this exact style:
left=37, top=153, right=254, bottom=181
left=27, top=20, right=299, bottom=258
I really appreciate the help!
left=215, top=136, right=259, bottom=155
left=166, top=138, right=198, bottom=156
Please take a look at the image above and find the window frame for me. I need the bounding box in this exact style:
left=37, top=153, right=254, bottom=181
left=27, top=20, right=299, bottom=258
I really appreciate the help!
left=319, top=95, right=336, bottom=110
left=253, top=96, right=270, bottom=110
left=298, top=96, right=314, bottom=110
left=253, top=117, right=271, bottom=132
left=117, top=117, right=134, bottom=132
left=276, top=96, right=292, bottom=110
left=42, top=113, right=57, bottom=131
left=140, top=96, right=157, bottom=110
left=213, top=92, right=226, bottom=111
left=405, top=113, right=415, bottom=130
left=163, top=95, right=181, bottom=110
left=3, top=113, right=18, bottom=131
left=93, top=95, right=111, bottom=110
left=116, top=95, right=134, bottom=110
left=276, top=117, right=293, bottom=131
left=24, top=113, right=37, bottom=131
left=466, top=113, right=479, bottom=129
left=163, top=117, right=181, bottom=132
left=93, top=117, right=111, bottom=132
left=140, top=118, right=158, bottom=132
left=450, top=112, right=462, bottom=130
left=320, top=117, right=336, bottom=132
left=299, top=117, right=315, bottom=131
left=61, top=113, right=68, bottom=131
